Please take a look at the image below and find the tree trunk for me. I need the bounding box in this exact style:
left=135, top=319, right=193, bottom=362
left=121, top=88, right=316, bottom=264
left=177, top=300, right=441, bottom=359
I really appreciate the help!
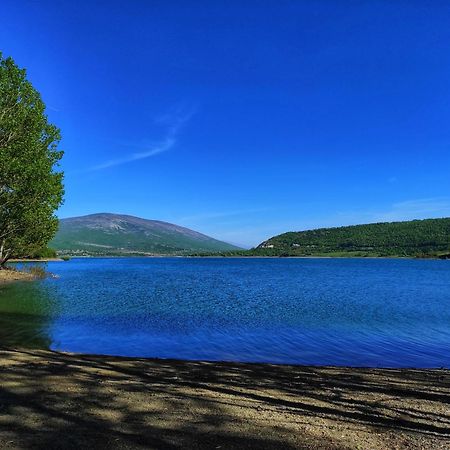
left=0, top=241, right=10, bottom=269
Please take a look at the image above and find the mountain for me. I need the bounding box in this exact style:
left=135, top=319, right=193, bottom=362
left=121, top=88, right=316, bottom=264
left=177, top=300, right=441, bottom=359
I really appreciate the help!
left=253, top=218, right=450, bottom=257
left=51, top=213, right=241, bottom=256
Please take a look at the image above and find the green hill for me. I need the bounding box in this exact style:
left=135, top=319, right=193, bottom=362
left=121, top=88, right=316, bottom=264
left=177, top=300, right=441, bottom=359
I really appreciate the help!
left=252, top=218, right=450, bottom=257
left=51, top=213, right=241, bottom=256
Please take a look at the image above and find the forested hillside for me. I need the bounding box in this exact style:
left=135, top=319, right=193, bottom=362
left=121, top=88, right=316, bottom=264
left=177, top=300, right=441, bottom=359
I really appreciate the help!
left=252, top=218, right=450, bottom=257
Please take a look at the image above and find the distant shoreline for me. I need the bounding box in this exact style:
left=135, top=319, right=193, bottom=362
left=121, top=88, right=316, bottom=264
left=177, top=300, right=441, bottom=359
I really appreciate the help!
left=8, top=258, right=64, bottom=262
left=51, top=254, right=447, bottom=260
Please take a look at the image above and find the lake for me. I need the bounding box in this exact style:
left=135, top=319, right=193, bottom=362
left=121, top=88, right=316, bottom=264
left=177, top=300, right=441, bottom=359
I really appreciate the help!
left=1, top=257, right=449, bottom=367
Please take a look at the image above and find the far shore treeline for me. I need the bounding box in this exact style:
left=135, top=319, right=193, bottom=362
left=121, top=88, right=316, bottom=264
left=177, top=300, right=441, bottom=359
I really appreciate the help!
left=192, top=218, right=450, bottom=259
left=0, top=54, right=64, bottom=267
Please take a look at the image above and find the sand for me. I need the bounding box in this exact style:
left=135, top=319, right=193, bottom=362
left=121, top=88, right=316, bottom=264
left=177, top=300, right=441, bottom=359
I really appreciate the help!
left=0, top=348, right=449, bottom=449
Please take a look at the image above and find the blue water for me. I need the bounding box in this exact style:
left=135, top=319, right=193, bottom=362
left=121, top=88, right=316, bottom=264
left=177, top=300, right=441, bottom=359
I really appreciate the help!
left=1, top=257, right=449, bottom=367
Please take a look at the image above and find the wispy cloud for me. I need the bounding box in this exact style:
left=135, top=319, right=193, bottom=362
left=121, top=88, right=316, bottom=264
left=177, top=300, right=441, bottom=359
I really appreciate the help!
left=305, top=198, right=450, bottom=231
left=89, top=106, right=196, bottom=171
left=154, top=105, right=197, bottom=134
left=90, top=137, right=176, bottom=171
left=373, top=198, right=450, bottom=222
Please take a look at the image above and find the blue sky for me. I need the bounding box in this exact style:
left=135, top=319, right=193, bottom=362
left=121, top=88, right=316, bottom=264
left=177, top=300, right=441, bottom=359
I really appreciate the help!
left=2, top=1, right=450, bottom=247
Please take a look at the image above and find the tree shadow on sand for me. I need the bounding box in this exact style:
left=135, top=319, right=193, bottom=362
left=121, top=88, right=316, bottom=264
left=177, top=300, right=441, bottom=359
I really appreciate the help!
left=0, top=348, right=449, bottom=449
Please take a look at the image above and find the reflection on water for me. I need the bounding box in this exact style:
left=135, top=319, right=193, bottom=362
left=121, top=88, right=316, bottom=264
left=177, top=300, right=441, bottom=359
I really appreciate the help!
left=0, top=280, right=57, bottom=348
left=1, top=257, right=450, bottom=367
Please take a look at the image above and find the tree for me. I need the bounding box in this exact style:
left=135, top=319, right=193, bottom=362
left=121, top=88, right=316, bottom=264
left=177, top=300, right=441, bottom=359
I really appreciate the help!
left=0, top=54, right=64, bottom=267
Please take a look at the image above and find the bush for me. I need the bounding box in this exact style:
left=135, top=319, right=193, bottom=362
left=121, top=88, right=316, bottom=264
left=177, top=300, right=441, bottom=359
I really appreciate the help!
left=21, top=264, right=48, bottom=279
left=31, top=247, right=57, bottom=259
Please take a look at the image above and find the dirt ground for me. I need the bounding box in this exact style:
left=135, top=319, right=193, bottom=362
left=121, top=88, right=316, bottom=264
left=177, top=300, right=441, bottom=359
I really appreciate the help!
left=0, top=269, right=35, bottom=284
left=0, top=348, right=449, bottom=449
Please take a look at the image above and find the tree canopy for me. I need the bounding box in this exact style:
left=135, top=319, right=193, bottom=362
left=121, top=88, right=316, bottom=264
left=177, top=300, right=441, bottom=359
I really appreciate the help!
left=0, top=54, right=64, bottom=266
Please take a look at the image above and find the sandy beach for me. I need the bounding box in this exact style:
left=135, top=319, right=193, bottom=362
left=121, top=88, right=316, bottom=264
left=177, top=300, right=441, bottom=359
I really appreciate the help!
left=0, top=348, right=449, bottom=449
